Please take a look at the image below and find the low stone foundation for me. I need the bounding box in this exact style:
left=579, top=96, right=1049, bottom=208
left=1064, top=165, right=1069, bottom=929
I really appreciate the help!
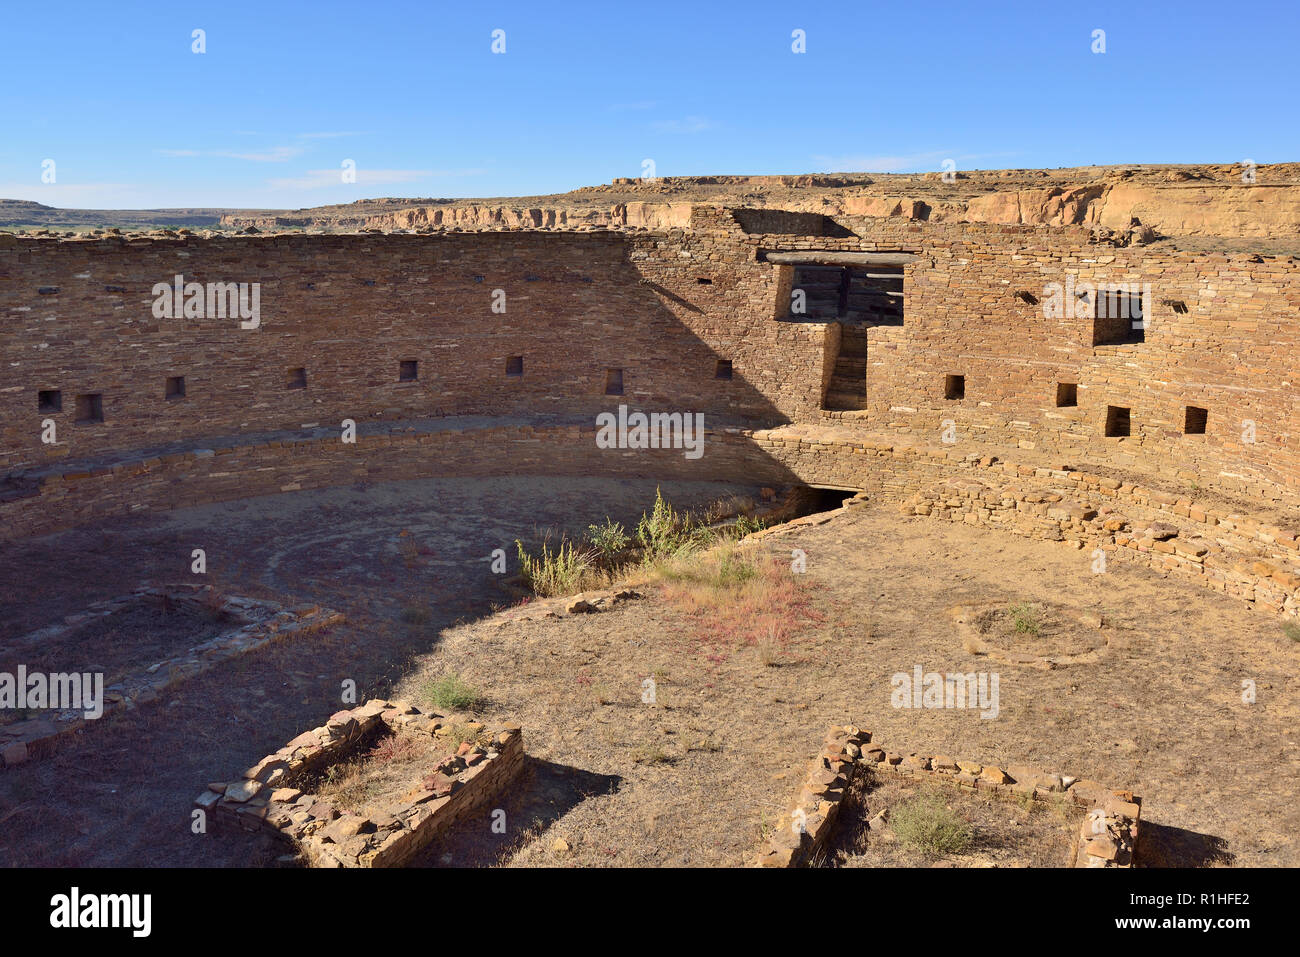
left=755, top=724, right=1141, bottom=869
left=196, top=698, right=524, bottom=868
left=750, top=425, right=1300, bottom=620
left=1, top=583, right=342, bottom=769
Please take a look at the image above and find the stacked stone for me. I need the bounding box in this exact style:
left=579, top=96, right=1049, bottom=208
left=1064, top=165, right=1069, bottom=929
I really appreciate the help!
left=0, top=584, right=341, bottom=769
left=0, top=421, right=793, bottom=541
left=897, top=468, right=1300, bottom=616
left=754, top=725, right=869, bottom=868
left=6, top=202, right=1300, bottom=506
left=756, top=723, right=1142, bottom=868
left=1075, top=798, right=1141, bottom=868
left=746, top=427, right=1300, bottom=618
left=195, top=699, right=524, bottom=868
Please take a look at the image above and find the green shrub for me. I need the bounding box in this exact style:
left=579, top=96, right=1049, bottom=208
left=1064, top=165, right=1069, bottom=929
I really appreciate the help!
left=890, top=792, right=974, bottom=856
left=1007, top=602, right=1041, bottom=635
left=1283, top=621, right=1300, bottom=643
left=515, top=537, right=595, bottom=597
left=586, top=518, right=630, bottom=561
left=422, top=672, right=484, bottom=712
left=636, top=487, right=710, bottom=562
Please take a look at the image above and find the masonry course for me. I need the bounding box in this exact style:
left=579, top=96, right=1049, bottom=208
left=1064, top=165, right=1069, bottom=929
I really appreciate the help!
left=3, top=192, right=1297, bottom=577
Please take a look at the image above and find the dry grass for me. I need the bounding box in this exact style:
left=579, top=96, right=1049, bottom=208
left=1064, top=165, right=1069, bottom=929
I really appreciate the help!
left=971, top=601, right=1099, bottom=657
left=4, top=475, right=1295, bottom=869
left=313, top=731, right=449, bottom=817
left=831, top=774, right=1078, bottom=868
left=888, top=788, right=974, bottom=855
left=650, top=543, right=823, bottom=654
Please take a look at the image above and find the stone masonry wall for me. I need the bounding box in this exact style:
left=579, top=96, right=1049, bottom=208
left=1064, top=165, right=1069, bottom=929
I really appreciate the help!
left=754, top=724, right=1141, bottom=868
left=723, top=213, right=1300, bottom=499
left=0, top=229, right=827, bottom=472
left=0, top=420, right=799, bottom=540
left=3, top=207, right=1297, bottom=534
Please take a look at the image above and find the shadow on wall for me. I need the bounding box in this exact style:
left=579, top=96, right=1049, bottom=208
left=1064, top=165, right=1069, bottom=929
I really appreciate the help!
left=0, top=232, right=805, bottom=473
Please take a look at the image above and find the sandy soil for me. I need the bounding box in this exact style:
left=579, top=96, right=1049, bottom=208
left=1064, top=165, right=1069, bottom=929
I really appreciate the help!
left=829, top=773, right=1080, bottom=868
left=0, top=475, right=749, bottom=866
left=1, top=482, right=1297, bottom=868
left=396, top=504, right=1300, bottom=868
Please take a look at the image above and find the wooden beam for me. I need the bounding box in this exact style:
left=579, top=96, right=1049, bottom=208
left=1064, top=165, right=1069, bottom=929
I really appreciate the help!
left=764, top=251, right=918, bottom=266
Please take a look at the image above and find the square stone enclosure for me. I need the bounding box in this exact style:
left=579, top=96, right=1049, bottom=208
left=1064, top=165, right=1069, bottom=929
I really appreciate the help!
left=197, top=698, right=524, bottom=868
left=2, top=584, right=342, bottom=768
left=755, top=725, right=1141, bottom=869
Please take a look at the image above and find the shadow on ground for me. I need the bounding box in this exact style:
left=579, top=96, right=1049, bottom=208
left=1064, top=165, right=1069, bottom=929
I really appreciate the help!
left=1136, top=821, right=1234, bottom=868
left=408, top=757, right=622, bottom=868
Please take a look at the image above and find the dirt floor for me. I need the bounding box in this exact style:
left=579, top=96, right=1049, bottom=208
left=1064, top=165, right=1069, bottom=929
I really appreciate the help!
left=0, top=600, right=229, bottom=697
left=396, top=503, right=1300, bottom=869
left=0, top=475, right=748, bottom=866
left=1, top=479, right=1298, bottom=867
left=968, top=602, right=1103, bottom=658
left=828, top=773, right=1081, bottom=868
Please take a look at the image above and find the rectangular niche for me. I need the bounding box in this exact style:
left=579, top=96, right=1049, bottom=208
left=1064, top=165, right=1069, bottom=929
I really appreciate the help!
left=1093, top=288, right=1146, bottom=346
left=286, top=368, right=307, bottom=390
left=944, top=374, right=965, bottom=400
left=1104, top=405, right=1131, bottom=437
left=715, top=359, right=733, bottom=380
left=604, top=368, right=624, bottom=395
left=1185, top=406, right=1208, bottom=435
left=506, top=356, right=523, bottom=378
left=75, top=393, right=104, bottom=424
left=38, top=389, right=62, bottom=413
left=1056, top=383, right=1078, bottom=407
left=399, top=360, right=418, bottom=382
left=166, top=376, right=186, bottom=400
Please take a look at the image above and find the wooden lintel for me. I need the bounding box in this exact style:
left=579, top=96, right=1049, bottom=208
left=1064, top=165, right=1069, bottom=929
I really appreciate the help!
left=764, top=251, right=918, bottom=266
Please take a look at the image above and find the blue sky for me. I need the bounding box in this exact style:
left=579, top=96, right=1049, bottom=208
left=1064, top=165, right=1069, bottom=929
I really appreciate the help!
left=2, top=0, right=1295, bottom=209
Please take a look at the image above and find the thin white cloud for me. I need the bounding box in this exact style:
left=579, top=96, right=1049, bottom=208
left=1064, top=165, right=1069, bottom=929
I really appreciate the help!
left=267, top=168, right=483, bottom=190
left=157, top=145, right=303, bottom=162
left=221, top=146, right=303, bottom=162
left=651, top=115, right=714, bottom=134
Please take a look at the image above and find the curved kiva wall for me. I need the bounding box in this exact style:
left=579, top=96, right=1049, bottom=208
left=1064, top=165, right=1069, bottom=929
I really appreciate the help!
left=2, top=206, right=1298, bottom=530
left=0, top=228, right=832, bottom=473
left=2, top=420, right=1297, bottom=620
left=0, top=420, right=797, bottom=540
left=755, top=427, right=1300, bottom=618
